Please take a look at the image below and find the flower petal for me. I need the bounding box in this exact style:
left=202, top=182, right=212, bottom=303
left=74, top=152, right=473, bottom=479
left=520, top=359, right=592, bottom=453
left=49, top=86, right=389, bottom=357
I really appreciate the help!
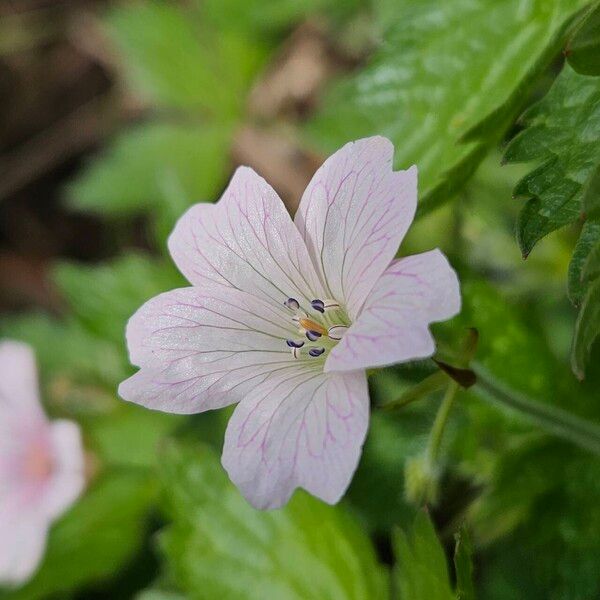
left=168, top=166, right=326, bottom=309
left=0, top=514, right=47, bottom=586
left=0, top=340, right=44, bottom=418
left=295, top=136, right=417, bottom=318
left=119, top=286, right=298, bottom=414
left=43, top=420, right=85, bottom=521
left=0, top=422, right=83, bottom=586
left=222, top=367, right=369, bottom=509
left=0, top=341, right=47, bottom=467
left=325, top=249, right=461, bottom=372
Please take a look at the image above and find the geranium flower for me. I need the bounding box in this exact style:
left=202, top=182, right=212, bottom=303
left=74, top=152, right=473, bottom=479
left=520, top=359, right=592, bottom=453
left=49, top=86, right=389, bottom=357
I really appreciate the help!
left=120, top=137, right=460, bottom=509
left=0, top=341, right=85, bottom=585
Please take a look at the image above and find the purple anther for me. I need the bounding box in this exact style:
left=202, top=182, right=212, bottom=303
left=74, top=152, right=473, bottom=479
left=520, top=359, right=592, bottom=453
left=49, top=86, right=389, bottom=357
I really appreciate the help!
left=306, top=330, right=321, bottom=341
left=308, top=347, right=325, bottom=357
left=284, top=297, right=300, bottom=311
left=286, top=339, right=304, bottom=348
left=310, top=299, right=325, bottom=313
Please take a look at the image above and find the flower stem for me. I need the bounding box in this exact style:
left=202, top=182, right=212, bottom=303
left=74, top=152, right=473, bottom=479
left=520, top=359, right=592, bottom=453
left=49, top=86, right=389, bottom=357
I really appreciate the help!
left=381, top=370, right=448, bottom=411
left=426, top=380, right=460, bottom=463
left=472, top=362, right=600, bottom=457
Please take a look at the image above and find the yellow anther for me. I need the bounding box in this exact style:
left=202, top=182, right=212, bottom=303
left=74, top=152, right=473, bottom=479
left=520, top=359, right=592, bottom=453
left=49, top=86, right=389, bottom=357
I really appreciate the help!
left=298, top=318, right=328, bottom=336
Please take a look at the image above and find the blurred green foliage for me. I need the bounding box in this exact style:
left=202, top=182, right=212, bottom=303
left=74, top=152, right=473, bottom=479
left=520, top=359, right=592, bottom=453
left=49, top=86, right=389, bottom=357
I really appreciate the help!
left=4, top=473, right=156, bottom=600
left=69, top=0, right=358, bottom=246
left=453, top=528, right=476, bottom=600
left=53, top=254, right=184, bottom=347
left=0, top=255, right=184, bottom=597
left=393, top=510, right=454, bottom=600
left=308, top=0, right=587, bottom=213
left=156, top=441, right=389, bottom=599
left=106, top=1, right=264, bottom=116
left=67, top=123, right=231, bottom=234
left=392, top=511, right=475, bottom=600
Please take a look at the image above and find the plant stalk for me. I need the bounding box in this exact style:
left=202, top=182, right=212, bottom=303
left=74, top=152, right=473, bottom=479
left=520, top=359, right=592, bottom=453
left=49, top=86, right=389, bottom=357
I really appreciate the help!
left=427, top=380, right=460, bottom=463
left=381, top=370, right=448, bottom=411
left=472, top=362, right=600, bottom=457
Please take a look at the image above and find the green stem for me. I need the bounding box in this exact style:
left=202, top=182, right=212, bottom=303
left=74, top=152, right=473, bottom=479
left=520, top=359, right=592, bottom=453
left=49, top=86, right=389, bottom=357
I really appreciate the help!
left=381, top=370, right=448, bottom=411
left=472, top=362, right=600, bottom=456
left=427, top=380, right=460, bottom=463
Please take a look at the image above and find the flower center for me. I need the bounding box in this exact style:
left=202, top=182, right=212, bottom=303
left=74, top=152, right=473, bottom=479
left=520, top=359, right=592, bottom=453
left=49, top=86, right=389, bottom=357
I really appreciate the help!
left=24, top=441, right=53, bottom=481
left=283, top=297, right=350, bottom=360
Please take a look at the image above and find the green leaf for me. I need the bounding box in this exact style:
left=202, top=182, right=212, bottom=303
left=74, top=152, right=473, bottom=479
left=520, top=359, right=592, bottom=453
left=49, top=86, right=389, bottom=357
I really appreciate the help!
left=345, top=368, right=435, bottom=533
left=308, top=0, right=587, bottom=214
left=67, top=122, right=230, bottom=220
left=571, top=277, right=600, bottom=378
left=439, top=278, right=600, bottom=597
left=136, top=591, right=188, bottom=600
left=106, top=1, right=266, bottom=116
left=472, top=437, right=600, bottom=600
left=582, top=239, right=600, bottom=282
left=393, top=510, right=454, bottom=600
left=197, top=0, right=352, bottom=36
left=348, top=412, right=428, bottom=532
left=53, top=253, right=184, bottom=348
left=454, top=527, right=476, bottom=600
left=1, top=472, right=155, bottom=600
left=567, top=1, right=600, bottom=76
left=158, top=441, right=388, bottom=600
left=504, top=64, right=600, bottom=376
left=567, top=219, right=600, bottom=304
left=0, top=313, right=126, bottom=391
left=451, top=281, right=559, bottom=400
left=86, top=405, right=181, bottom=469
left=504, top=65, right=600, bottom=256
left=583, top=160, right=600, bottom=215
left=436, top=278, right=600, bottom=597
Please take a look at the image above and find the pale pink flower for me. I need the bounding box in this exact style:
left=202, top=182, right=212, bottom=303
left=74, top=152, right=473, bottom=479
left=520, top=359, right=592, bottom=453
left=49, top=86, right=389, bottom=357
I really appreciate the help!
left=0, top=341, right=85, bottom=586
left=119, top=137, right=460, bottom=509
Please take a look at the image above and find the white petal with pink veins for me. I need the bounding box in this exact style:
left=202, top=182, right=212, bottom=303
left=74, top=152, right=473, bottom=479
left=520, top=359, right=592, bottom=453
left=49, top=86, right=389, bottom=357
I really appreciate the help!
left=119, top=286, right=299, bottom=414
left=117, top=136, right=462, bottom=511
left=295, top=136, right=417, bottom=319
left=325, top=249, right=461, bottom=372
left=222, top=367, right=369, bottom=510
left=168, top=166, right=326, bottom=308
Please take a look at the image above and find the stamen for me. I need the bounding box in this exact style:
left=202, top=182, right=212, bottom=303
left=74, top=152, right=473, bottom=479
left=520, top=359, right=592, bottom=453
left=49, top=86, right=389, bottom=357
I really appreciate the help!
left=286, top=339, right=304, bottom=348
left=327, top=325, right=348, bottom=341
left=298, top=318, right=327, bottom=336
left=284, top=297, right=300, bottom=311
left=323, top=299, right=341, bottom=311
left=310, top=299, right=325, bottom=313
left=283, top=295, right=346, bottom=360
